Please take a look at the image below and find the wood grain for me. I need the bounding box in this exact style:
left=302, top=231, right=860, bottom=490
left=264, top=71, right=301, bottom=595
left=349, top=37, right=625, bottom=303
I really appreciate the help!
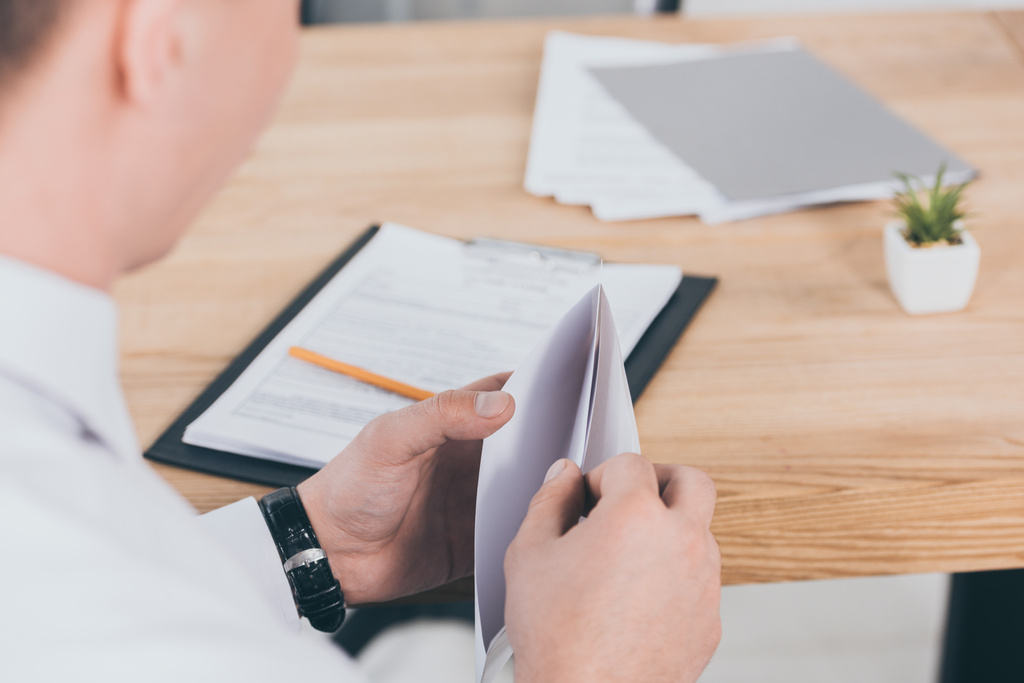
left=997, top=11, right=1024, bottom=58
left=116, top=12, right=1024, bottom=590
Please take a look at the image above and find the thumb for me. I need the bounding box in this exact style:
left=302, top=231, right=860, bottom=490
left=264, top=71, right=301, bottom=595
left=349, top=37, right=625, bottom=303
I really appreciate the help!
left=516, top=460, right=585, bottom=544
left=356, top=389, right=515, bottom=458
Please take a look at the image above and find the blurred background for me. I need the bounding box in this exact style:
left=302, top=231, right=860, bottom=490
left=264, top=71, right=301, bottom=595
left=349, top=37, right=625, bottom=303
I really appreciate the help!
left=301, top=0, right=1024, bottom=23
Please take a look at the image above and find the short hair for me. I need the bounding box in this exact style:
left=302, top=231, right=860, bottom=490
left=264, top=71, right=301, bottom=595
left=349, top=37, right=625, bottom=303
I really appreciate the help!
left=0, top=0, right=65, bottom=91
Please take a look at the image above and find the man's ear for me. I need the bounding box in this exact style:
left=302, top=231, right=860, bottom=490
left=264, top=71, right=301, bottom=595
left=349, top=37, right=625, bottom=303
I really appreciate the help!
left=115, top=0, right=184, bottom=106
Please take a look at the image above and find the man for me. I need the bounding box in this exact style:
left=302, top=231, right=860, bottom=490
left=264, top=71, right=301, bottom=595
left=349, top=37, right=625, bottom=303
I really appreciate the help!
left=0, top=1, right=722, bottom=681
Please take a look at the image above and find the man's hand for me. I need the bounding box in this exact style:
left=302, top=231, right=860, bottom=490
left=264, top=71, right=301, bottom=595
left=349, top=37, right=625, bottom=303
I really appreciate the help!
left=297, top=373, right=514, bottom=605
left=505, top=454, right=722, bottom=683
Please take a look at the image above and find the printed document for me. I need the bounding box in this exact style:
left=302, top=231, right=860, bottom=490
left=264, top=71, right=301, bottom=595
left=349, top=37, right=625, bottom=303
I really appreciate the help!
left=184, top=223, right=680, bottom=468
left=525, top=31, right=725, bottom=222
left=526, top=31, right=806, bottom=223
left=525, top=32, right=974, bottom=224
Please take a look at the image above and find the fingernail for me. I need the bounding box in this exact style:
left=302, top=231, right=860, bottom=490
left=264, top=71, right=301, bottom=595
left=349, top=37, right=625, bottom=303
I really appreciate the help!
left=474, top=391, right=510, bottom=418
left=544, top=459, right=567, bottom=484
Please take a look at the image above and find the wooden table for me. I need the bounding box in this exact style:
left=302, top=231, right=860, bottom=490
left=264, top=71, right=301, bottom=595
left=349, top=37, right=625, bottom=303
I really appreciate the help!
left=116, top=11, right=1024, bottom=591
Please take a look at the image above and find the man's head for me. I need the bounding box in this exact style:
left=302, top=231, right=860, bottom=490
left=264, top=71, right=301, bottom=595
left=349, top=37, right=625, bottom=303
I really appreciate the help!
left=0, top=0, right=301, bottom=289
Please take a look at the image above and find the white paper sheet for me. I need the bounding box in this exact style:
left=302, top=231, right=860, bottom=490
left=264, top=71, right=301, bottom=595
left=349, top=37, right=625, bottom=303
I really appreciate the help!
left=526, top=32, right=955, bottom=224
left=474, top=285, right=641, bottom=683
left=184, top=224, right=679, bottom=468
left=525, top=32, right=725, bottom=219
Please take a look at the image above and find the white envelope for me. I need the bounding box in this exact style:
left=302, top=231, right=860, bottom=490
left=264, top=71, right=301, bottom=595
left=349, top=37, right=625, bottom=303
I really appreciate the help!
left=474, top=284, right=642, bottom=683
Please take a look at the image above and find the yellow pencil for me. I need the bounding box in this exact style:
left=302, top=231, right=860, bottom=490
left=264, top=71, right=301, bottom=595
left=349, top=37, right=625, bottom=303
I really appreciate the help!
left=288, top=346, right=435, bottom=402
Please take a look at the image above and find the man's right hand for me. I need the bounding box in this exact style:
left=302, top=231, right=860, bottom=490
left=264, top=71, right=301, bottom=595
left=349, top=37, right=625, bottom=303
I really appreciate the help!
left=504, top=454, right=722, bottom=683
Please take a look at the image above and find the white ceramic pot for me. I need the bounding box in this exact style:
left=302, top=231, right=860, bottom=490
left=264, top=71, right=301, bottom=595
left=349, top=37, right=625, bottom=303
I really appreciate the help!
left=883, top=221, right=980, bottom=315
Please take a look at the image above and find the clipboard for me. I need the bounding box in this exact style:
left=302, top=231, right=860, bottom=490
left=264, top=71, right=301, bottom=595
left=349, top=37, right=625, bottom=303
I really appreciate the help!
left=144, top=226, right=717, bottom=487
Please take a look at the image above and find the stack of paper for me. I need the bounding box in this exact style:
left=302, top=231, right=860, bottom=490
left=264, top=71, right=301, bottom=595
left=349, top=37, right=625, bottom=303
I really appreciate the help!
left=525, top=32, right=976, bottom=224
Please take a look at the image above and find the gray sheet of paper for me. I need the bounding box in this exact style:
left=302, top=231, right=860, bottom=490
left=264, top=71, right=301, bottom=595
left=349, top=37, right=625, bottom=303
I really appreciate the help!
left=590, top=49, right=975, bottom=202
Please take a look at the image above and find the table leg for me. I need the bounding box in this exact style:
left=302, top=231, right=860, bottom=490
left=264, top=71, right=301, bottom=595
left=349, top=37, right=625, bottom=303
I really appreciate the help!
left=940, top=568, right=1024, bottom=682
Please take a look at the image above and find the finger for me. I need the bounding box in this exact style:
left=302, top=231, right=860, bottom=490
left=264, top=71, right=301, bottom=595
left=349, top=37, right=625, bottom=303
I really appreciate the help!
left=460, top=371, right=513, bottom=393
left=584, top=453, right=660, bottom=507
left=515, top=460, right=585, bottom=543
left=657, top=465, right=717, bottom=528
left=357, top=388, right=515, bottom=459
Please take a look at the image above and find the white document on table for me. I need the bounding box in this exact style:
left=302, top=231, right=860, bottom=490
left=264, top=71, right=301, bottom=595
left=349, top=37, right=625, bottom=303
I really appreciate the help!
left=525, top=31, right=725, bottom=221
left=474, top=285, right=640, bottom=683
left=526, top=32, right=927, bottom=224
left=183, top=223, right=680, bottom=468
left=590, top=47, right=976, bottom=203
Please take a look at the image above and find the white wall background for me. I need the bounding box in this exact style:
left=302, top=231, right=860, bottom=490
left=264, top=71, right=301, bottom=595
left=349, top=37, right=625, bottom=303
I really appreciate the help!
left=306, top=0, right=1024, bottom=22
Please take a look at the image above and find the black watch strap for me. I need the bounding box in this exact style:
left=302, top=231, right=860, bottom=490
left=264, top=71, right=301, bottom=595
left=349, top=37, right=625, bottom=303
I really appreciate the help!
left=259, top=487, right=346, bottom=632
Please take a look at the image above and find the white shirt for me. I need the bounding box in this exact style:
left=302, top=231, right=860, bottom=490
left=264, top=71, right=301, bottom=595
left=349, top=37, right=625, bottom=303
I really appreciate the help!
left=0, top=256, right=367, bottom=682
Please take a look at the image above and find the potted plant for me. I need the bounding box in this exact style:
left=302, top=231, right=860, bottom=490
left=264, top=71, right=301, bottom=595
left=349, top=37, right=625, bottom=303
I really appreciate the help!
left=884, top=166, right=980, bottom=315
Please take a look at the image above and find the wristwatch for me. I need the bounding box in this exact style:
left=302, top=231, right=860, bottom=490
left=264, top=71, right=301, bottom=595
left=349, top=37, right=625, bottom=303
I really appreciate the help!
left=259, top=487, right=346, bottom=632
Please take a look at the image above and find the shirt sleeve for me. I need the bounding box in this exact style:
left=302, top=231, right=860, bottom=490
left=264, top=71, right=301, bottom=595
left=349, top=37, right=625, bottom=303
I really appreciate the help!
left=199, top=497, right=301, bottom=629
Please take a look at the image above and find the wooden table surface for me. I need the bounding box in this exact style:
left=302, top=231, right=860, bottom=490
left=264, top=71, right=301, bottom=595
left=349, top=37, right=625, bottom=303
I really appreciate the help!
left=116, top=11, right=1024, bottom=589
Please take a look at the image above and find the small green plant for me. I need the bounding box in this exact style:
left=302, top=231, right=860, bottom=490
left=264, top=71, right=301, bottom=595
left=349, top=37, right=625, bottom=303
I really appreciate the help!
left=893, top=164, right=971, bottom=247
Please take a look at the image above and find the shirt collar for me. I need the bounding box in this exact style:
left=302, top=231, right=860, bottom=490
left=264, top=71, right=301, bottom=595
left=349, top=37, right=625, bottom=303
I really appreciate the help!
left=0, top=255, right=140, bottom=462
